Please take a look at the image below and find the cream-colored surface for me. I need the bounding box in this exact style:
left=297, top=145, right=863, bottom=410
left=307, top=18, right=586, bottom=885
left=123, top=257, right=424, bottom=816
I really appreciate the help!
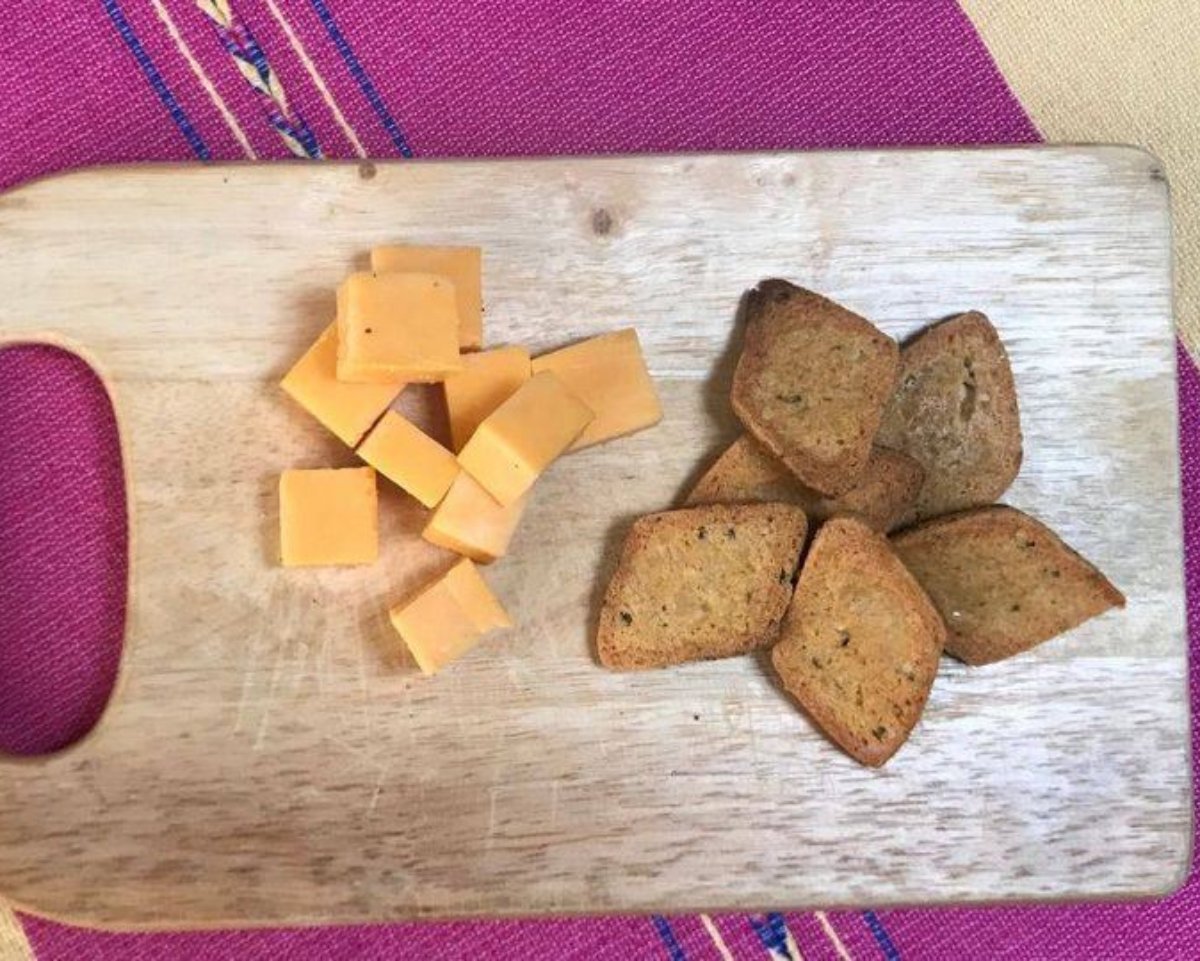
left=963, top=0, right=1199, bottom=358
left=0, top=903, right=31, bottom=961
left=0, top=151, right=1184, bottom=927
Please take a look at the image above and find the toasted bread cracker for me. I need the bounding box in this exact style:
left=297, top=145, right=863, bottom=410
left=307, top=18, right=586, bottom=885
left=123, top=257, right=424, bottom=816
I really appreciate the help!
left=598, top=504, right=808, bottom=670
left=731, top=280, right=899, bottom=496
left=891, top=505, right=1124, bottom=665
left=772, top=516, right=945, bottom=766
left=686, top=435, right=923, bottom=532
left=877, top=311, right=1022, bottom=522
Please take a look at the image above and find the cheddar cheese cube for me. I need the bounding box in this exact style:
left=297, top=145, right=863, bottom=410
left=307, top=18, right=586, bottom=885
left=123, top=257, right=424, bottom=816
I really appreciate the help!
left=279, top=467, right=378, bottom=567
left=422, top=471, right=528, bottom=563
left=457, top=370, right=594, bottom=505
left=389, top=558, right=512, bottom=674
left=280, top=322, right=404, bottom=446
left=531, top=328, right=662, bottom=450
left=371, top=245, right=483, bottom=350
left=357, top=411, right=459, bottom=508
left=336, top=271, right=463, bottom=383
left=442, top=345, right=531, bottom=452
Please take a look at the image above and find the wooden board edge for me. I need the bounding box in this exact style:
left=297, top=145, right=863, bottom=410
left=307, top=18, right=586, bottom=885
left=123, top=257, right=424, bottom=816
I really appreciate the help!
left=3, top=841, right=1192, bottom=933
left=0, top=144, right=1187, bottom=926
left=0, top=143, right=1169, bottom=203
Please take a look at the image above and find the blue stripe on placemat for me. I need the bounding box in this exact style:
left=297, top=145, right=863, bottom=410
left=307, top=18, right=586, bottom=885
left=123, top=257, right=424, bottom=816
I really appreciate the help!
left=100, top=0, right=211, bottom=159
left=651, top=915, right=688, bottom=961
left=750, top=913, right=794, bottom=958
left=305, top=0, right=413, bottom=157
left=863, top=911, right=901, bottom=960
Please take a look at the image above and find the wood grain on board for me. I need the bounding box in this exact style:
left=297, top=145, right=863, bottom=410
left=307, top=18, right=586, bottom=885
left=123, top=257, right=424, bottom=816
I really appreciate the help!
left=0, top=148, right=1187, bottom=929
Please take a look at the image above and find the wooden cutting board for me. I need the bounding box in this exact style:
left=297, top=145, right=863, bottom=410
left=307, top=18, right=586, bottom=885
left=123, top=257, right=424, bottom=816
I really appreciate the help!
left=0, top=147, right=1187, bottom=930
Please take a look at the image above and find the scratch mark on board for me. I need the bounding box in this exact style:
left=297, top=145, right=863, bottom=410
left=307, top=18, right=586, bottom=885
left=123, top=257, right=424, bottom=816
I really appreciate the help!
left=253, top=643, right=286, bottom=751
left=367, top=764, right=390, bottom=816
left=486, top=788, right=499, bottom=849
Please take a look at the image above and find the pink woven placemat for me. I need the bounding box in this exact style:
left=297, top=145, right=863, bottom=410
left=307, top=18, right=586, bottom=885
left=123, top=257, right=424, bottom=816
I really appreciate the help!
left=0, top=3, right=1192, bottom=958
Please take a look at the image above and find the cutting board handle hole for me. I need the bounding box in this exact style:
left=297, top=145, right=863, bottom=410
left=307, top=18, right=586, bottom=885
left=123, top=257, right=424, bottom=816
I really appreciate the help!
left=0, top=343, right=127, bottom=756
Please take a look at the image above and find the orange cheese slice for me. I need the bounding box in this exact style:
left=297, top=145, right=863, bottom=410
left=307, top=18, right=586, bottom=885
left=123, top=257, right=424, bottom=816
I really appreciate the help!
left=371, top=246, right=482, bottom=350
left=531, top=328, right=662, bottom=450
left=457, top=370, right=594, bottom=505
left=336, top=271, right=462, bottom=383
left=357, top=411, right=459, bottom=508
left=442, top=345, right=531, bottom=452
left=370, top=245, right=483, bottom=350
left=422, top=471, right=527, bottom=563
left=279, top=467, right=378, bottom=567
left=280, top=322, right=404, bottom=446
left=389, top=558, right=511, bottom=674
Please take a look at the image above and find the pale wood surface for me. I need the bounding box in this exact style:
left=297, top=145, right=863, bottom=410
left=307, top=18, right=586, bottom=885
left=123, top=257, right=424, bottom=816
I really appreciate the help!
left=963, top=0, right=1200, bottom=363
left=0, top=148, right=1187, bottom=929
left=0, top=902, right=31, bottom=961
